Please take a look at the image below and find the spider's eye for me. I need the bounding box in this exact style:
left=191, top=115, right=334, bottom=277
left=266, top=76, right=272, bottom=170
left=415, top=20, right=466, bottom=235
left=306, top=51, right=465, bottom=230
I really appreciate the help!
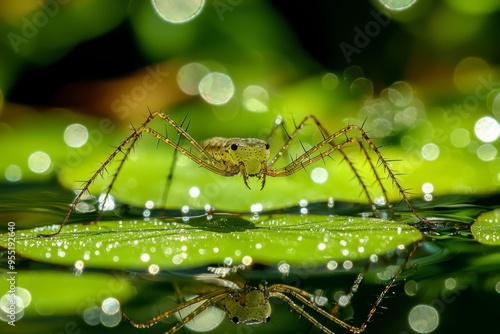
left=231, top=316, right=239, bottom=324
left=265, top=143, right=270, bottom=150
left=230, top=143, right=238, bottom=151
left=266, top=316, right=271, bottom=322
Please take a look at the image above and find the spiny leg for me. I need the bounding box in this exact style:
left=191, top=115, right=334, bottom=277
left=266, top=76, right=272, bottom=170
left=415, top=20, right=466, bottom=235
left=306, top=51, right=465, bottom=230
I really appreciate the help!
left=269, top=244, right=417, bottom=333
left=267, top=119, right=425, bottom=221
left=37, top=112, right=159, bottom=237
left=329, top=262, right=370, bottom=316
left=267, top=115, right=388, bottom=217
left=38, top=111, right=231, bottom=238
left=270, top=292, right=336, bottom=334
left=158, top=115, right=190, bottom=208
left=123, top=291, right=230, bottom=334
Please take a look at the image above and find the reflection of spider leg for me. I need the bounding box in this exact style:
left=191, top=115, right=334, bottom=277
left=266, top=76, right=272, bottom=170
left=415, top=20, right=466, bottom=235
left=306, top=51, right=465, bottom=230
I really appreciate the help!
left=329, top=262, right=369, bottom=316
left=122, top=290, right=230, bottom=334
left=268, top=243, right=417, bottom=333
left=270, top=291, right=336, bottom=334
left=266, top=116, right=424, bottom=221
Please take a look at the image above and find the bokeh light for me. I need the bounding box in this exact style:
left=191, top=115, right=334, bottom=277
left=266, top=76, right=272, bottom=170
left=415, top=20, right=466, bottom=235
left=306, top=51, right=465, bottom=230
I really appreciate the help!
left=28, top=151, right=51, bottom=173
left=242, top=85, right=269, bottom=112
left=177, top=62, right=210, bottom=95
left=421, top=143, right=440, bottom=161
left=379, top=0, right=418, bottom=11
left=64, top=123, right=88, bottom=148
left=474, top=116, right=500, bottom=143
left=199, top=72, right=235, bottom=105
left=408, top=304, right=439, bottom=333
left=152, top=0, right=205, bottom=23
left=310, top=167, right=328, bottom=184
left=321, top=73, right=339, bottom=90
left=477, top=144, right=497, bottom=161
left=450, top=128, right=470, bottom=148
left=4, top=164, right=22, bottom=182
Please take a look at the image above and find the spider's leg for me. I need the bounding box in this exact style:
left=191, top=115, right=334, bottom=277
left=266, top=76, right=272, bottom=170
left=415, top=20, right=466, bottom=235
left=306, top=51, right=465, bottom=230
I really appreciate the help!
left=267, top=117, right=424, bottom=221
left=270, top=242, right=418, bottom=333
left=266, top=115, right=379, bottom=215
left=37, top=112, right=159, bottom=238
left=259, top=162, right=268, bottom=190
left=159, top=121, right=183, bottom=208
left=330, top=261, right=371, bottom=316
left=123, top=290, right=230, bottom=333
left=269, top=291, right=336, bottom=334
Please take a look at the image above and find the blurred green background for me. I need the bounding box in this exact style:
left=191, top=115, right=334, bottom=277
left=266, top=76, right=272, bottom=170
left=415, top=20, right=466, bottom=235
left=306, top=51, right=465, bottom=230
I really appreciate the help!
left=1, top=1, right=500, bottom=334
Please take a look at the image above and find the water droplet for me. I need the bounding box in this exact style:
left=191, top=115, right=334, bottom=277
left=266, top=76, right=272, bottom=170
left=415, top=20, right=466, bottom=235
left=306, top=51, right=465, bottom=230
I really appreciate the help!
left=327, top=260, right=338, bottom=270
left=250, top=203, right=263, bottom=213
left=242, top=256, right=252, bottom=266
left=277, top=261, right=290, bottom=274
left=98, top=194, right=115, bottom=211
left=338, top=295, right=350, bottom=307
left=74, top=260, right=84, bottom=270
left=148, top=264, right=160, bottom=274
left=140, top=253, right=150, bottom=262
left=421, top=182, right=434, bottom=194
left=310, top=167, right=328, bottom=184
left=343, top=260, right=353, bottom=270
left=189, top=186, right=200, bottom=198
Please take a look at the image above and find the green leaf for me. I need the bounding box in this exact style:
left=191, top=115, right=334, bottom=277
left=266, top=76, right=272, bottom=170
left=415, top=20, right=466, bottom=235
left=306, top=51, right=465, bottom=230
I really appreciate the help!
left=471, top=209, right=500, bottom=245
left=1, top=215, right=422, bottom=270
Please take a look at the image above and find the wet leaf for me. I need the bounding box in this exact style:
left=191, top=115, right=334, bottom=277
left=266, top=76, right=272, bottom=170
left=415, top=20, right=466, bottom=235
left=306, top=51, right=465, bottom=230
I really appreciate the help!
left=0, top=215, right=422, bottom=270
left=471, top=209, right=500, bottom=245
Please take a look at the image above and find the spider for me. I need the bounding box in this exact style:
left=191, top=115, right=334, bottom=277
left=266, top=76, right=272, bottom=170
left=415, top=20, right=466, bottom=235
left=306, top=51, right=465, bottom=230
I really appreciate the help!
left=38, top=111, right=424, bottom=237
left=122, top=243, right=417, bottom=333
